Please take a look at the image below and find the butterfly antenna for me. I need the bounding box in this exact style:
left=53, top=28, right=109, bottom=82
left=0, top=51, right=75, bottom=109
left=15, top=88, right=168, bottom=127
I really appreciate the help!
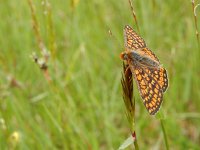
left=128, top=0, right=140, bottom=34
left=108, top=29, right=124, bottom=50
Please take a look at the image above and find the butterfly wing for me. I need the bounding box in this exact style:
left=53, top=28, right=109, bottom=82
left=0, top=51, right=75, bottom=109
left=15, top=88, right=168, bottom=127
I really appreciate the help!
left=124, top=25, right=169, bottom=114
left=129, top=63, right=164, bottom=115
left=124, top=25, right=160, bottom=62
left=147, top=67, right=168, bottom=93
left=124, top=25, right=146, bottom=49
left=138, top=47, right=160, bottom=63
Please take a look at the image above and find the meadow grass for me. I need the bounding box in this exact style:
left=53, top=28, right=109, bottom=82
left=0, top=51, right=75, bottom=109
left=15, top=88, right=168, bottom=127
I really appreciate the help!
left=0, top=0, right=200, bottom=149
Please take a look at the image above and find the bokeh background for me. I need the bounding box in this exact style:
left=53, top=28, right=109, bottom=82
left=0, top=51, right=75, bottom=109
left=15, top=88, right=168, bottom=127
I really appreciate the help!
left=0, top=0, right=200, bottom=149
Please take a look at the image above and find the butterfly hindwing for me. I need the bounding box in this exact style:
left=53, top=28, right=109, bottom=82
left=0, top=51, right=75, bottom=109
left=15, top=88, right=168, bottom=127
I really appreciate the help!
left=129, top=64, right=163, bottom=115
left=147, top=67, right=168, bottom=93
left=139, top=47, right=160, bottom=63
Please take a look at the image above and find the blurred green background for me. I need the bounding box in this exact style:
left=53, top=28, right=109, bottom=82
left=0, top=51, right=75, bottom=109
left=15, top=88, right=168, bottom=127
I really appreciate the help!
left=0, top=0, right=200, bottom=149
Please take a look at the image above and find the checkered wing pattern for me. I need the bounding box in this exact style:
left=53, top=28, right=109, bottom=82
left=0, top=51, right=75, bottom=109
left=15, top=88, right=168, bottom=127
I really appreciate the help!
left=123, top=25, right=169, bottom=115
left=147, top=67, right=168, bottom=93
left=124, top=25, right=146, bottom=49
left=129, top=65, right=163, bottom=115
left=124, top=25, right=159, bottom=62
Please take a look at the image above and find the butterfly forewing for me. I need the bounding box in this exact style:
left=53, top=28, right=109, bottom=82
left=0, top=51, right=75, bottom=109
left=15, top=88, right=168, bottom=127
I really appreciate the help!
left=124, top=25, right=160, bottom=62
left=124, top=25, right=146, bottom=49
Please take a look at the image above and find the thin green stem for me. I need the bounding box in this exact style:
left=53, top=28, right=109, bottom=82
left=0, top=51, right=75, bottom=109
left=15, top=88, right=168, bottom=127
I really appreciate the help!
left=160, top=119, right=169, bottom=150
left=128, top=0, right=140, bottom=33
left=191, top=0, right=200, bottom=50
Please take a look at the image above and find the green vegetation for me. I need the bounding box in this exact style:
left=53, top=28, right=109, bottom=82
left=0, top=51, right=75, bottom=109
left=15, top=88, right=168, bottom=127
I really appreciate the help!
left=0, top=0, right=200, bottom=149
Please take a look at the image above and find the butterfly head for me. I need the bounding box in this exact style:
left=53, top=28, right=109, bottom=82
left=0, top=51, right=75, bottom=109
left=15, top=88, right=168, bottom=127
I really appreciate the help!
left=120, top=51, right=129, bottom=60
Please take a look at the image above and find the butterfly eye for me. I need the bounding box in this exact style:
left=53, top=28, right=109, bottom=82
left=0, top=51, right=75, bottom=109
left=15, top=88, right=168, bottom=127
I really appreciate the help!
left=120, top=52, right=128, bottom=60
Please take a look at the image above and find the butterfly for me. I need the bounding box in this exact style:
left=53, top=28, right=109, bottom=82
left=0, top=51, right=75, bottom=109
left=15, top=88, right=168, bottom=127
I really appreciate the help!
left=120, top=25, right=168, bottom=115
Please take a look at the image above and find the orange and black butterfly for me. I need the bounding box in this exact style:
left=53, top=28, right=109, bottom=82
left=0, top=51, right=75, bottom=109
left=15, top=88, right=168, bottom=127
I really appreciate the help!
left=120, top=25, right=168, bottom=115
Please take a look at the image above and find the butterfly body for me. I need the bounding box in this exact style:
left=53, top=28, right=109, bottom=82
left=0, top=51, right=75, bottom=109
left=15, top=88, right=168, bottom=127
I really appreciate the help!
left=121, top=25, right=168, bottom=115
left=121, top=50, right=160, bottom=68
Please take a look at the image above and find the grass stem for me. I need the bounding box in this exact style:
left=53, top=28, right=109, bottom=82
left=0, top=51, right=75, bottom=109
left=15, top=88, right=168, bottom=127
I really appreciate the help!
left=160, top=118, right=169, bottom=150
left=128, top=0, right=140, bottom=33
left=121, top=63, right=139, bottom=150
left=191, top=0, right=200, bottom=50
